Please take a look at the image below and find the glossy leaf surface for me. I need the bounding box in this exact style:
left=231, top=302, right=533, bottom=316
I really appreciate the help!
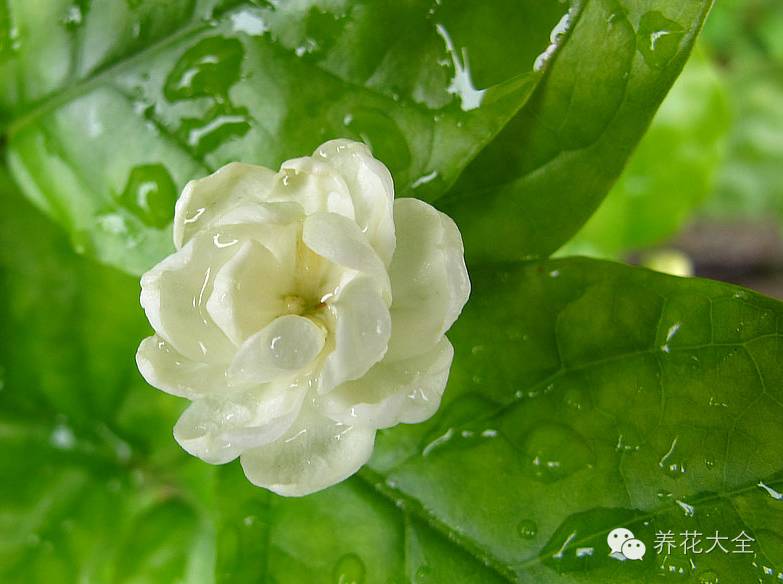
left=3, top=183, right=781, bottom=582
left=560, top=48, right=729, bottom=258
left=0, top=0, right=711, bottom=273
left=441, top=0, right=713, bottom=263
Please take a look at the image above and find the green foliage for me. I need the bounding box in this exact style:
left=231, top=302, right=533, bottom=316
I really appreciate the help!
left=560, top=48, right=730, bottom=258
left=2, top=0, right=709, bottom=273
left=4, top=180, right=783, bottom=582
left=698, top=0, right=783, bottom=228
left=2, top=2, right=782, bottom=583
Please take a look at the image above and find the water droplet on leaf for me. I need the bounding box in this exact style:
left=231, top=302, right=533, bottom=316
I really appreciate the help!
left=117, top=164, right=177, bottom=228
left=517, top=519, right=538, bottom=539
left=164, top=36, right=244, bottom=101
left=637, top=12, right=685, bottom=69
left=333, top=553, right=365, bottom=584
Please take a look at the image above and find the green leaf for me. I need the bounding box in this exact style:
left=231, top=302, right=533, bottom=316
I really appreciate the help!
left=0, top=169, right=215, bottom=582
left=3, top=176, right=782, bottom=581
left=558, top=47, right=730, bottom=258
left=209, top=257, right=783, bottom=583
left=1, top=0, right=568, bottom=274
left=439, top=0, right=714, bottom=264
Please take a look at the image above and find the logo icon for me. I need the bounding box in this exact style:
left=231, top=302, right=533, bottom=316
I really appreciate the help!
left=608, top=527, right=646, bottom=561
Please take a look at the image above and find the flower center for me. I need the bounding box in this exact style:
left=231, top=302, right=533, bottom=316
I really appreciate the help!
left=284, top=294, right=307, bottom=315
left=283, top=294, right=327, bottom=317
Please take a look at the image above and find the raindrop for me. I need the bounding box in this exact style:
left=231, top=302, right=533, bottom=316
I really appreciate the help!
left=517, top=519, right=538, bottom=539
left=411, top=170, right=440, bottom=190
left=333, top=553, right=365, bottom=584
left=230, top=8, right=268, bottom=36
left=697, top=569, right=720, bottom=584
left=50, top=424, right=76, bottom=450
left=434, top=22, right=485, bottom=111
left=521, top=424, right=593, bottom=482
left=661, top=555, right=692, bottom=576
left=178, top=103, right=251, bottom=156
left=117, top=164, right=177, bottom=228
left=758, top=481, right=783, bottom=501
left=415, top=565, right=432, bottom=583
left=563, top=387, right=591, bottom=411
left=164, top=36, right=245, bottom=102
left=675, top=499, right=695, bottom=517
left=658, top=436, right=687, bottom=479
left=62, top=4, right=84, bottom=29
left=636, top=11, right=685, bottom=69
left=533, top=9, right=573, bottom=72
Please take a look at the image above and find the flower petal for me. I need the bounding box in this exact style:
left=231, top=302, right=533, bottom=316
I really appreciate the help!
left=313, top=140, right=396, bottom=266
left=240, top=407, right=375, bottom=496
left=302, top=212, right=391, bottom=301
left=386, top=198, right=470, bottom=361
left=318, top=277, right=391, bottom=394
left=273, top=156, right=355, bottom=219
left=140, top=233, right=239, bottom=363
left=173, top=384, right=305, bottom=464
left=228, top=315, right=327, bottom=386
left=206, top=239, right=293, bottom=345
left=174, top=162, right=277, bottom=249
left=136, top=335, right=227, bottom=398
left=322, top=337, right=454, bottom=429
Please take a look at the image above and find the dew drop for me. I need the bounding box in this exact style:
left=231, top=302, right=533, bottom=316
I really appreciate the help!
left=517, top=519, right=538, bottom=539
left=230, top=8, right=268, bottom=36
left=697, top=569, right=720, bottom=584
left=332, top=553, right=365, bottom=584
left=521, top=424, right=593, bottom=483
left=675, top=499, right=695, bottom=517
left=415, top=565, right=432, bottom=583
left=117, top=164, right=177, bottom=228
left=434, top=23, right=486, bottom=111
left=704, top=456, right=716, bottom=470
left=178, top=102, right=251, bottom=156
left=636, top=11, right=685, bottom=69
left=164, top=36, right=244, bottom=102
left=661, top=555, right=692, bottom=577
left=50, top=424, right=76, bottom=450
left=563, top=387, right=591, bottom=411
left=758, top=481, right=783, bottom=501
left=533, top=9, right=573, bottom=71
left=658, top=436, right=687, bottom=479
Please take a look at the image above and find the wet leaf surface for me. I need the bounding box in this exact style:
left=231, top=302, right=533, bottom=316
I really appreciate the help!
left=2, top=182, right=781, bottom=583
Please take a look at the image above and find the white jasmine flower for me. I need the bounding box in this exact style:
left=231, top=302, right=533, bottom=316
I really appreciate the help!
left=136, top=139, right=470, bottom=496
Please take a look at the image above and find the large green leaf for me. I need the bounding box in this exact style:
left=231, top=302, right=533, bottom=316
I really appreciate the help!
left=1, top=0, right=567, bottom=274
left=558, top=47, right=730, bottom=258
left=4, top=178, right=782, bottom=582
left=1, top=0, right=711, bottom=274
left=440, top=0, right=713, bottom=263
left=211, top=257, right=783, bottom=583
left=0, top=170, right=214, bottom=582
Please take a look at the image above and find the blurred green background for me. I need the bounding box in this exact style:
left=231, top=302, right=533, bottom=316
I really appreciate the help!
left=565, top=0, right=783, bottom=297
